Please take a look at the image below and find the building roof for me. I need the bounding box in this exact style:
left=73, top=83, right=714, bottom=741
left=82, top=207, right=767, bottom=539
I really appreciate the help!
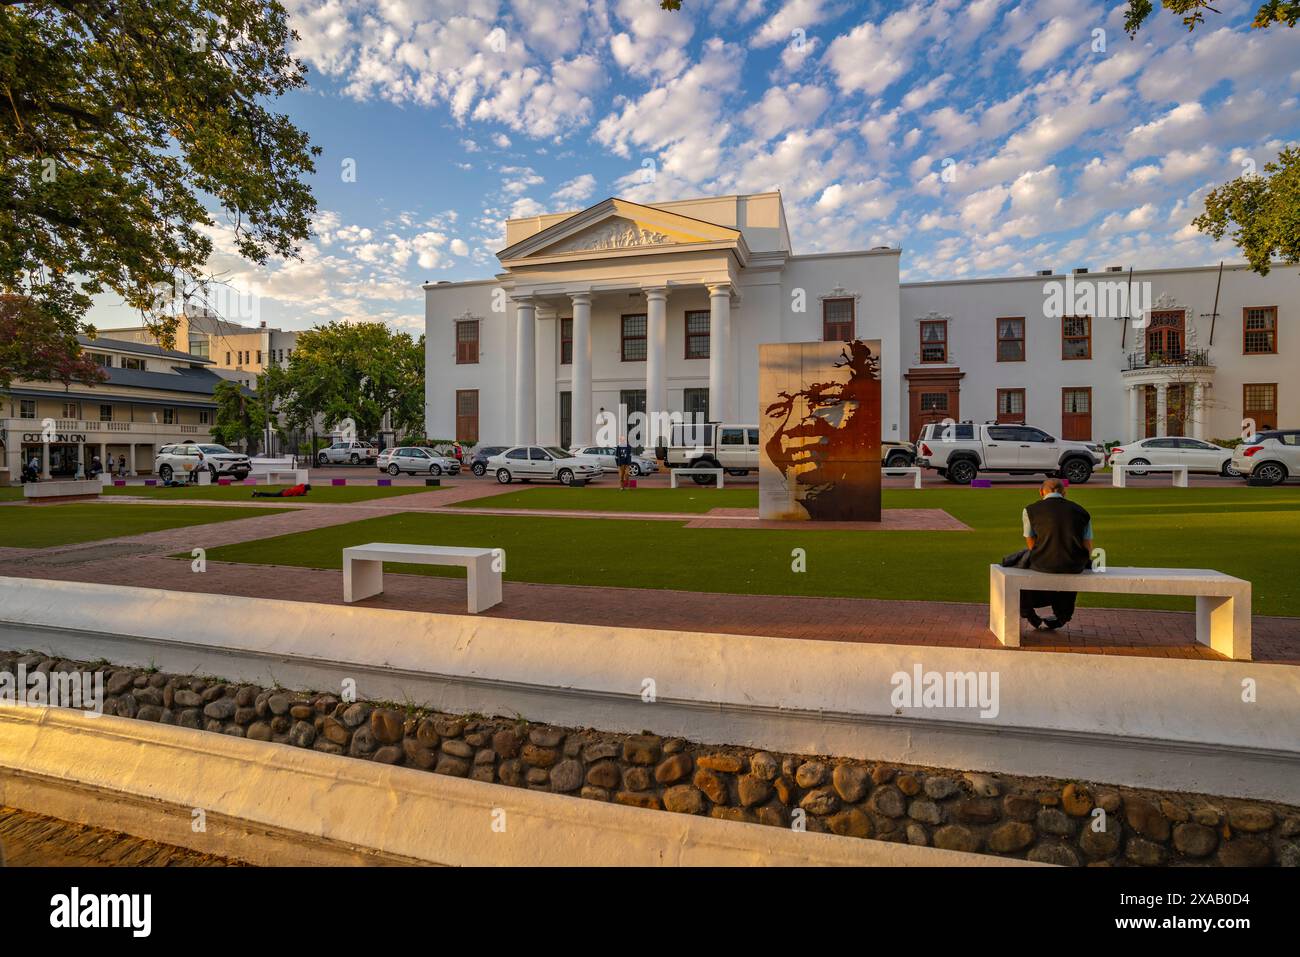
left=78, top=334, right=211, bottom=364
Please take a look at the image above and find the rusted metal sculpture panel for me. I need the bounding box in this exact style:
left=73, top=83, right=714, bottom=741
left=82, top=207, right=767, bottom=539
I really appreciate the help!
left=759, top=339, right=882, bottom=522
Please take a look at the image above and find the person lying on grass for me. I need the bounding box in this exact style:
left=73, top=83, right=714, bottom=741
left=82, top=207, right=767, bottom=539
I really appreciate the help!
left=251, top=483, right=312, bottom=498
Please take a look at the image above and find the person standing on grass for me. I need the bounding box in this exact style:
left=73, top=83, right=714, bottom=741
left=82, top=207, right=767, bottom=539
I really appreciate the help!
left=1019, top=477, right=1094, bottom=631
left=615, top=439, right=634, bottom=490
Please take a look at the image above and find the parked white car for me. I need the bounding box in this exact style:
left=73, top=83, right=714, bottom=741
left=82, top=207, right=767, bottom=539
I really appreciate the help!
left=915, top=422, right=1103, bottom=484
left=1232, top=429, right=1300, bottom=485
left=568, top=445, right=659, bottom=476
left=316, top=440, right=378, bottom=466
left=378, top=446, right=460, bottom=476
left=1108, top=437, right=1239, bottom=477
left=488, top=446, right=603, bottom=485
left=155, top=442, right=251, bottom=482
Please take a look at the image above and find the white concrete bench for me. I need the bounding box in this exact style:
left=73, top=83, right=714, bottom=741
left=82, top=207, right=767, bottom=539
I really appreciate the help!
left=1112, top=464, right=1189, bottom=488
left=23, top=479, right=103, bottom=503
left=989, top=564, right=1251, bottom=660
left=670, top=468, right=724, bottom=489
left=882, top=466, right=922, bottom=489
left=249, top=457, right=295, bottom=476
left=265, top=469, right=309, bottom=485
left=343, top=543, right=502, bottom=614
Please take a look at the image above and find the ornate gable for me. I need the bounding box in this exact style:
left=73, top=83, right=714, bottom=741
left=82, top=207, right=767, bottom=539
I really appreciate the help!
left=497, top=197, right=744, bottom=265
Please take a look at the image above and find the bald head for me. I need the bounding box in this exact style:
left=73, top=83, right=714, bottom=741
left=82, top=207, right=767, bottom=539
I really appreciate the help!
left=1041, top=477, right=1066, bottom=496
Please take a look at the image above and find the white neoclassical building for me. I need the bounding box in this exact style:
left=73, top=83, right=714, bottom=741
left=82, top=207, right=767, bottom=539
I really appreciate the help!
left=425, top=191, right=1297, bottom=448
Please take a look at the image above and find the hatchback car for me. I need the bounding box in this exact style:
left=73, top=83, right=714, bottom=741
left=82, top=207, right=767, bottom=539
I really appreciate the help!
left=469, top=445, right=509, bottom=477
left=1107, top=437, right=1238, bottom=476
left=488, top=446, right=602, bottom=485
left=378, top=446, right=460, bottom=476
left=1232, top=430, right=1299, bottom=485
left=568, top=445, right=659, bottom=476
left=155, top=442, right=251, bottom=482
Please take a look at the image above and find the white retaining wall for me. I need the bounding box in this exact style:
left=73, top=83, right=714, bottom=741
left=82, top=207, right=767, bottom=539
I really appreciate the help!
left=1, top=576, right=1297, bottom=803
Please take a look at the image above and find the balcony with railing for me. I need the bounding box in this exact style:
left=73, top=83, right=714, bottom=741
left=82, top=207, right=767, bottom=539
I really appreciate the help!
left=1123, top=348, right=1213, bottom=372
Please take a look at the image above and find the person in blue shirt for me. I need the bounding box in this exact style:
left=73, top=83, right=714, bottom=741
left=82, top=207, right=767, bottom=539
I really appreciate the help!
left=614, top=440, right=634, bottom=490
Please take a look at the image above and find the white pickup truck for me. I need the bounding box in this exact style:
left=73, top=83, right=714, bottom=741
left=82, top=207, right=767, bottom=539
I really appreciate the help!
left=660, top=423, right=917, bottom=484
left=914, top=422, right=1104, bottom=485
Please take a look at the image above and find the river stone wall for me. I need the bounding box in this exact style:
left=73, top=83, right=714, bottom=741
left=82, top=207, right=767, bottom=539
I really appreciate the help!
left=5, top=651, right=1297, bottom=867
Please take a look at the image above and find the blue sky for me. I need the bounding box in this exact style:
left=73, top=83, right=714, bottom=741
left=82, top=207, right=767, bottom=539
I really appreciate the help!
left=89, top=0, right=1300, bottom=336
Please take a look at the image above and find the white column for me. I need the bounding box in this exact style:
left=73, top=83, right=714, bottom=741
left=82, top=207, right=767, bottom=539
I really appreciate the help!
left=1155, top=382, right=1168, bottom=438
left=1191, top=382, right=1204, bottom=439
left=644, top=286, right=668, bottom=445
left=130, top=444, right=138, bottom=477
left=708, top=283, right=731, bottom=423
left=41, top=442, right=50, bottom=479
left=513, top=297, right=537, bottom=445
left=1127, top=385, right=1141, bottom=440
left=75, top=443, right=84, bottom=479
left=571, top=293, right=593, bottom=446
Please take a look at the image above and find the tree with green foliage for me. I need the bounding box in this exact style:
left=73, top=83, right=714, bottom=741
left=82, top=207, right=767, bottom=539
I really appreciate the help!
left=1123, top=2, right=1299, bottom=274
left=210, top=378, right=269, bottom=451
left=0, top=0, right=319, bottom=348
left=260, top=322, right=424, bottom=443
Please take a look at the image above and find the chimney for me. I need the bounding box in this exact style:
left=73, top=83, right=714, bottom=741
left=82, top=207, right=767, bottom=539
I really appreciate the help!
left=1106, top=265, right=1124, bottom=272
left=1036, top=269, right=1053, bottom=276
left=1073, top=267, right=1089, bottom=275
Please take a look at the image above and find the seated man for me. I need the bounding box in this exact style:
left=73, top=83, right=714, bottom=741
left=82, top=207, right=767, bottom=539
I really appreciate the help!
left=1020, top=477, right=1094, bottom=631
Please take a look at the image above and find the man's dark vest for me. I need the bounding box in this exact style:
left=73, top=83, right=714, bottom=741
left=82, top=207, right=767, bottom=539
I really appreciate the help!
left=1025, top=497, right=1092, bottom=573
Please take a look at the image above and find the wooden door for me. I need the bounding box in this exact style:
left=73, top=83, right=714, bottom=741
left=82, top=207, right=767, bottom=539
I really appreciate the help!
left=1061, top=387, right=1092, bottom=441
left=455, top=389, right=479, bottom=443
left=906, top=368, right=963, bottom=442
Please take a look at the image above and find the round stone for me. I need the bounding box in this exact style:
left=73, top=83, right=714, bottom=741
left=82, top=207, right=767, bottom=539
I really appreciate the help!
left=696, top=752, right=743, bottom=773
left=832, top=764, right=869, bottom=803
left=800, top=788, right=840, bottom=816
left=737, top=774, right=772, bottom=807
left=550, top=759, right=583, bottom=793
left=1028, top=843, right=1081, bottom=866
left=622, top=735, right=663, bottom=765
left=521, top=744, right=558, bottom=767
left=1217, top=838, right=1272, bottom=867
left=528, top=726, right=565, bottom=748
left=933, top=825, right=980, bottom=853
left=1172, top=822, right=1218, bottom=857
left=1079, top=825, right=1121, bottom=860
left=289, top=720, right=315, bottom=748
left=896, top=774, right=921, bottom=796
left=1125, top=837, right=1167, bottom=866
left=907, top=799, right=942, bottom=825
left=795, top=761, right=827, bottom=788
left=203, top=698, right=236, bottom=721
left=827, top=808, right=872, bottom=838
left=963, top=772, right=1001, bottom=797
left=435, top=755, right=470, bottom=777
left=1061, top=782, right=1093, bottom=816
left=1037, top=808, right=1075, bottom=836
left=663, top=785, right=706, bottom=815
left=370, top=709, right=404, bottom=744
left=654, top=753, right=693, bottom=784
left=988, top=822, right=1034, bottom=853
left=1227, top=805, right=1275, bottom=833
left=491, top=728, right=521, bottom=757
left=441, top=738, right=474, bottom=759
left=586, top=761, right=621, bottom=789
left=870, top=786, right=906, bottom=818
left=1124, top=797, right=1171, bottom=841
left=750, top=751, right=779, bottom=781
left=622, top=766, right=653, bottom=792
left=693, top=768, right=729, bottom=805
left=373, top=746, right=403, bottom=765
left=923, top=776, right=959, bottom=800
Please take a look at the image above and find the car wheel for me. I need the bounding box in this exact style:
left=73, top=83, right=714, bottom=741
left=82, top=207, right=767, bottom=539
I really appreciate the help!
left=316, top=453, right=328, bottom=467
left=159, top=464, right=173, bottom=481
left=1255, top=461, right=1287, bottom=486
left=1127, top=458, right=1150, bottom=477
left=472, top=462, right=486, bottom=477
left=349, top=454, right=360, bottom=465
left=629, top=463, right=642, bottom=477
left=884, top=452, right=910, bottom=468
left=496, top=468, right=512, bottom=484
left=558, top=468, right=574, bottom=486
left=430, top=464, right=442, bottom=476
left=232, top=470, right=249, bottom=481
left=387, top=464, right=400, bottom=476
left=1062, top=458, right=1093, bottom=484
left=948, top=459, right=977, bottom=484
left=1221, top=460, right=1241, bottom=477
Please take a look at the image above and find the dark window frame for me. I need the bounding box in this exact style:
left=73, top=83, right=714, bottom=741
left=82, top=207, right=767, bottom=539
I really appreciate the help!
left=920, top=319, right=948, bottom=364
left=621, top=314, right=647, bottom=362
left=455, top=319, right=480, bottom=365
left=822, top=297, right=855, bottom=341
left=1243, top=306, right=1278, bottom=355
left=684, top=310, right=710, bottom=359
left=1062, top=315, right=1092, bottom=360
left=996, top=317, right=1025, bottom=362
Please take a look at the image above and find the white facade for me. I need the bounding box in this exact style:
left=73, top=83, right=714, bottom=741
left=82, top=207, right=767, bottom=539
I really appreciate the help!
left=426, top=192, right=1296, bottom=448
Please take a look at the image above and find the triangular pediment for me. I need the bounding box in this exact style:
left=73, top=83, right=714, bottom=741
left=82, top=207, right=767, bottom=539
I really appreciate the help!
left=498, top=198, right=743, bottom=264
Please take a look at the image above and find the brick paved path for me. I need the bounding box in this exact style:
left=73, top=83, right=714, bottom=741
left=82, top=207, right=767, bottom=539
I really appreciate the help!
left=3, top=479, right=1296, bottom=665
left=0, top=806, right=239, bottom=866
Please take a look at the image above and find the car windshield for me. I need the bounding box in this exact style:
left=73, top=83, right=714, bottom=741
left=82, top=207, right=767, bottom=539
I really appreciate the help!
left=198, top=445, right=231, bottom=454
left=545, top=447, right=569, bottom=459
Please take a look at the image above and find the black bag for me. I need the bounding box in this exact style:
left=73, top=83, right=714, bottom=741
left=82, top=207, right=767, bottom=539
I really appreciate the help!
left=1000, top=548, right=1033, bottom=568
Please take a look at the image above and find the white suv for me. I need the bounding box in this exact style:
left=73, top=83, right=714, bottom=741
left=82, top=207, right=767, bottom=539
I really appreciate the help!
left=155, top=443, right=251, bottom=482
left=1233, top=430, right=1299, bottom=485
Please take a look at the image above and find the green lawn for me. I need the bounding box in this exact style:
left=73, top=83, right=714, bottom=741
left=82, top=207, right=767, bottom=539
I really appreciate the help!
left=201, top=486, right=1300, bottom=616
left=457, top=486, right=758, bottom=513
left=102, top=483, right=436, bottom=504
left=0, top=487, right=24, bottom=501
left=1, top=504, right=294, bottom=548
